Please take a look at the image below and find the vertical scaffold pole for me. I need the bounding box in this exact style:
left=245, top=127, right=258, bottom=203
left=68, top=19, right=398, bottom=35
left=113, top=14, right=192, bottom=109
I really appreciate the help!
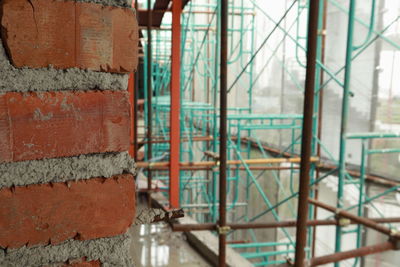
left=170, top=0, right=182, bottom=208
left=128, top=73, right=135, bottom=158
left=335, top=1, right=356, bottom=265
left=294, top=0, right=320, bottom=266
left=147, top=0, right=153, bottom=201
left=132, top=0, right=139, bottom=162
left=219, top=0, right=228, bottom=266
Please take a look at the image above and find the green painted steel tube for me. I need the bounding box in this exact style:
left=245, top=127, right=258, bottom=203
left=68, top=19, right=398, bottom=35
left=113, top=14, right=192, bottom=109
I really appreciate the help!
left=329, top=0, right=400, bottom=50
left=352, top=0, right=376, bottom=50
left=242, top=250, right=295, bottom=259
left=335, top=1, right=356, bottom=264
left=353, top=140, right=367, bottom=266
left=230, top=242, right=291, bottom=249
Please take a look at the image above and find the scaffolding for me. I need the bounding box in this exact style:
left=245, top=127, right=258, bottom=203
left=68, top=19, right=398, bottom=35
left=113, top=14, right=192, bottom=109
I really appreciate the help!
left=135, top=0, right=400, bottom=266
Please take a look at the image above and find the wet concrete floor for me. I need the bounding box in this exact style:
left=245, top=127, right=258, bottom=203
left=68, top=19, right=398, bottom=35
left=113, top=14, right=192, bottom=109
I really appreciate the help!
left=129, top=199, right=211, bottom=267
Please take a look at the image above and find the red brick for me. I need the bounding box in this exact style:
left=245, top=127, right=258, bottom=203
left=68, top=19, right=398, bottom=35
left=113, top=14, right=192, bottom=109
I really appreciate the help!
left=0, top=174, right=135, bottom=249
left=1, top=0, right=138, bottom=73
left=0, top=91, right=130, bottom=163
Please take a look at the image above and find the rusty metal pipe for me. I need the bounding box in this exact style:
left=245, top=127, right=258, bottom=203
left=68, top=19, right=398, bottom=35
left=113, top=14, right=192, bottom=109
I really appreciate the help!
left=135, top=166, right=299, bottom=171
left=146, top=0, right=153, bottom=205
left=219, top=0, right=228, bottom=266
left=133, top=0, right=139, bottom=162
left=139, top=136, right=214, bottom=144
left=172, top=217, right=400, bottom=232
left=309, top=198, right=393, bottom=236
left=136, top=157, right=319, bottom=168
left=295, top=0, right=320, bottom=266
left=310, top=241, right=395, bottom=266
left=313, top=0, right=328, bottom=257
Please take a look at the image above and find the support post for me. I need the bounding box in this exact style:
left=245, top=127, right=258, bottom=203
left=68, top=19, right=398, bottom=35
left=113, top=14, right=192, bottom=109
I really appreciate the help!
left=169, top=0, right=182, bottom=208
left=128, top=73, right=135, bottom=158
left=219, top=0, right=228, bottom=266
left=133, top=0, right=139, bottom=162
left=147, top=0, right=153, bottom=201
left=336, top=1, right=356, bottom=262
left=134, top=70, right=139, bottom=161
left=294, top=0, right=320, bottom=266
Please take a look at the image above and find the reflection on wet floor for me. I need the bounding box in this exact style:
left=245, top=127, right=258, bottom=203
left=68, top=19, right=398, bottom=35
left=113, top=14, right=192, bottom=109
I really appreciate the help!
left=129, top=210, right=211, bottom=267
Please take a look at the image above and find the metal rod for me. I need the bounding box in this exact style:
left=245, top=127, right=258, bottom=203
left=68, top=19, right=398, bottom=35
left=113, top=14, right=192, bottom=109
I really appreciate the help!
left=313, top=0, right=328, bottom=257
left=169, top=0, right=182, bottom=209
left=309, top=198, right=394, bottom=237
left=139, top=136, right=214, bottom=144
left=128, top=73, right=135, bottom=158
left=219, top=0, right=228, bottom=265
left=136, top=165, right=299, bottom=171
left=138, top=9, right=254, bottom=15
left=310, top=241, right=395, bottom=266
left=133, top=0, right=139, bottom=162
left=318, top=164, right=400, bottom=188
left=335, top=1, right=356, bottom=260
left=146, top=0, right=153, bottom=204
left=226, top=240, right=250, bottom=245
left=218, top=0, right=228, bottom=267
left=172, top=217, right=400, bottom=231
left=295, top=1, right=320, bottom=266
left=240, top=137, right=400, bottom=188
left=136, top=157, right=319, bottom=168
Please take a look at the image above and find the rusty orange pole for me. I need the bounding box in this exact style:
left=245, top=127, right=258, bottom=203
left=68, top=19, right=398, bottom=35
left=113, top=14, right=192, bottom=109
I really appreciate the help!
left=128, top=73, right=135, bottom=158
left=169, top=0, right=181, bottom=208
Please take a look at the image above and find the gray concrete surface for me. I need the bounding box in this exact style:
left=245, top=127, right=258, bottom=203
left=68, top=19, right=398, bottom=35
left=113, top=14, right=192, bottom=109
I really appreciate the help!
left=0, top=234, right=133, bottom=267
left=0, top=152, right=136, bottom=188
left=0, top=38, right=129, bottom=92
left=130, top=198, right=212, bottom=267
left=75, top=0, right=133, bottom=7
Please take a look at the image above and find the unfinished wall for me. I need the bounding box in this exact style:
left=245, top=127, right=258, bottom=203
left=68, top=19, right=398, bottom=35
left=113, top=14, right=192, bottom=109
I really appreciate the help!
left=0, top=0, right=138, bottom=265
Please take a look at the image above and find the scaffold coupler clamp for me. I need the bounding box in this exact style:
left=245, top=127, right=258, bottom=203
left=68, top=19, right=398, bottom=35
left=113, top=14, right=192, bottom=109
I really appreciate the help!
left=389, top=229, right=400, bottom=250
left=213, top=160, right=220, bottom=172
left=337, top=217, right=351, bottom=227
left=217, top=225, right=231, bottom=235
left=334, top=213, right=350, bottom=227
left=149, top=162, right=155, bottom=170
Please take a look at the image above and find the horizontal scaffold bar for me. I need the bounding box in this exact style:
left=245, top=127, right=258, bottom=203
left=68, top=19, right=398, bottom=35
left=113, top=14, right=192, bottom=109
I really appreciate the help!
left=135, top=165, right=299, bottom=171
left=136, top=157, right=319, bottom=169
left=139, top=135, right=214, bottom=144
left=308, top=198, right=400, bottom=237
left=172, top=217, right=400, bottom=232
left=346, top=132, right=400, bottom=139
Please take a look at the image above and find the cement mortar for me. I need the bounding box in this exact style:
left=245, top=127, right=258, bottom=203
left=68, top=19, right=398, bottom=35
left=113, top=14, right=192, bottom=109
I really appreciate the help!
left=74, top=0, right=133, bottom=7
left=0, top=152, right=136, bottom=188
left=0, top=39, right=129, bottom=92
left=134, top=208, right=164, bottom=225
left=0, top=234, right=134, bottom=267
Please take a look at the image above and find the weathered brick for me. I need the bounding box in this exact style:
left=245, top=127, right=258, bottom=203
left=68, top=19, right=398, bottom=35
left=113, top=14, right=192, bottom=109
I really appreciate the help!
left=0, top=0, right=138, bottom=73
left=0, top=91, right=130, bottom=163
left=0, top=174, right=135, bottom=249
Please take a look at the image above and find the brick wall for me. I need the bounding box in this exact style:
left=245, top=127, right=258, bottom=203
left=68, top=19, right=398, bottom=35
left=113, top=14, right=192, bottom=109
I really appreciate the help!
left=0, top=0, right=138, bottom=265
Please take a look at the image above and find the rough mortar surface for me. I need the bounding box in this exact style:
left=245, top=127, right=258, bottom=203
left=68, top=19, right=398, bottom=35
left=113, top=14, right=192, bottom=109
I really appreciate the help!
left=134, top=208, right=164, bottom=225
left=74, top=0, right=133, bottom=8
left=0, top=39, right=128, bottom=92
left=0, top=152, right=136, bottom=188
left=0, top=234, right=134, bottom=267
